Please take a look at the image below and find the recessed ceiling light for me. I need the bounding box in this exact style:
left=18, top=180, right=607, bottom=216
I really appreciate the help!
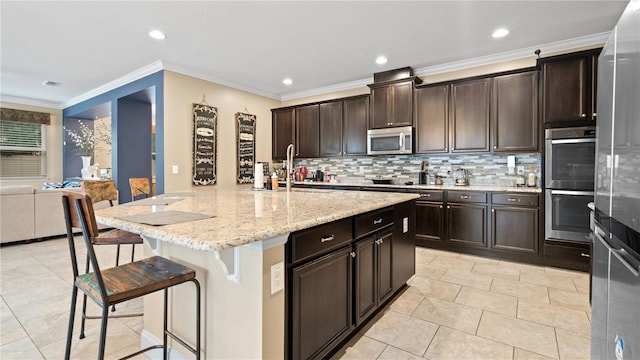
left=283, top=78, right=293, bottom=85
left=375, top=56, right=388, bottom=65
left=149, top=30, right=166, bottom=40
left=492, top=28, right=509, bottom=38
left=42, top=80, right=61, bottom=87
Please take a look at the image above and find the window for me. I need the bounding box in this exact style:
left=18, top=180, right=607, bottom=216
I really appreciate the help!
left=0, top=120, right=47, bottom=178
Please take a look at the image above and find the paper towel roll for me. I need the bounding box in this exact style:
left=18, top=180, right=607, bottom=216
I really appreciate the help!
left=254, top=163, right=264, bottom=189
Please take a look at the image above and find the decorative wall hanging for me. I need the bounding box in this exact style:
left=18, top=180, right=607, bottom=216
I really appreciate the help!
left=192, top=103, right=217, bottom=186
left=236, top=112, right=256, bottom=184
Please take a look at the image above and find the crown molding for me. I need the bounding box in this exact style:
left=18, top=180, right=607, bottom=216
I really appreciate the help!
left=62, top=60, right=164, bottom=108
left=0, top=95, right=63, bottom=109
left=162, top=62, right=281, bottom=101
left=280, top=77, right=373, bottom=102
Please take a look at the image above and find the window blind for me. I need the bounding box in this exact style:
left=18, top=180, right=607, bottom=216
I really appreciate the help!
left=0, top=120, right=46, bottom=177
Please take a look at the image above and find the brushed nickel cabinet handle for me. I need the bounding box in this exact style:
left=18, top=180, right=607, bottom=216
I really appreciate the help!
left=460, top=195, right=470, bottom=199
left=581, top=113, right=586, bottom=118
left=580, top=253, right=590, bottom=258
left=421, top=193, right=431, bottom=197
left=321, top=235, right=335, bottom=243
left=508, top=198, right=518, bottom=202
left=373, top=218, right=383, bottom=225
left=351, top=252, right=356, bottom=258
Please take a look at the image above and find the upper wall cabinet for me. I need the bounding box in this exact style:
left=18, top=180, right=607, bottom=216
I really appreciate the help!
left=319, top=100, right=343, bottom=157
left=295, top=104, right=320, bottom=158
left=272, top=108, right=295, bottom=160
left=414, top=84, right=449, bottom=153
left=492, top=71, right=539, bottom=152
left=451, top=78, right=491, bottom=152
left=541, top=49, right=601, bottom=127
left=368, top=67, right=422, bottom=129
left=342, top=96, right=369, bottom=156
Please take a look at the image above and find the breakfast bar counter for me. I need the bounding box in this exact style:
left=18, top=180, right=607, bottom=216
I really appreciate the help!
left=94, top=185, right=419, bottom=359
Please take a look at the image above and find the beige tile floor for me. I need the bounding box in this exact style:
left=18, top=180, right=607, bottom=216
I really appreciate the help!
left=332, top=247, right=592, bottom=360
left=1, top=238, right=591, bottom=360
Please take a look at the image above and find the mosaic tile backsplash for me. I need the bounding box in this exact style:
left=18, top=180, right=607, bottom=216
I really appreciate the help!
left=292, top=153, right=542, bottom=187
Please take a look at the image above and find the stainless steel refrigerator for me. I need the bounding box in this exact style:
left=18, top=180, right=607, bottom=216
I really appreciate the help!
left=592, top=1, right=640, bottom=359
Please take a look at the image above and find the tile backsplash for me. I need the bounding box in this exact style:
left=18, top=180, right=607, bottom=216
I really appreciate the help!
left=292, top=153, right=542, bottom=187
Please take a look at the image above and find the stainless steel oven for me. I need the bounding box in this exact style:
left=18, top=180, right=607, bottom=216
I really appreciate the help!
left=545, top=126, right=596, bottom=190
left=545, top=190, right=594, bottom=243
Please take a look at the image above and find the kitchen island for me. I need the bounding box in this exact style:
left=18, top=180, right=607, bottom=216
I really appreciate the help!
left=94, top=185, right=419, bottom=359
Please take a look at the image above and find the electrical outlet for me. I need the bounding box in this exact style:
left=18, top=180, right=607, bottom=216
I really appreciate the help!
left=271, top=262, right=284, bottom=294
left=403, top=217, right=409, bottom=233
left=517, top=165, right=525, bottom=175
left=172, top=165, right=179, bottom=174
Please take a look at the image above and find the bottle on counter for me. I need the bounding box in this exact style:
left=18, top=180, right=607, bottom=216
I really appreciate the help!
left=527, top=168, right=537, bottom=187
left=271, top=173, right=279, bottom=190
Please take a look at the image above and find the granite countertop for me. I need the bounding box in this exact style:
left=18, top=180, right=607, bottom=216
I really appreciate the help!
left=291, top=181, right=542, bottom=193
left=94, top=185, right=419, bottom=252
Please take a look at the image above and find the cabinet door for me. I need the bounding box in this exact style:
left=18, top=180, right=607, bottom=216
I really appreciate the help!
left=415, top=201, right=444, bottom=243
left=319, top=101, right=343, bottom=157
left=451, top=78, right=491, bottom=152
left=447, top=203, right=487, bottom=247
left=390, top=81, right=414, bottom=127
left=492, top=71, right=538, bottom=152
left=272, top=108, right=295, bottom=160
left=292, top=247, right=353, bottom=360
left=370, top=86, right=390, bottom=129
left=354, top=236, right=376, bottom=325
left=377, top=230, right=393, bottom=304
left=491, top=206, right=538, bottom=254
left=343, top=96, right=369, bottom=156
left=415, top=84, right=449, bottom=153
left=295, top=104, right=319, bottom=158
left=542, top=56, right=591, bottom=124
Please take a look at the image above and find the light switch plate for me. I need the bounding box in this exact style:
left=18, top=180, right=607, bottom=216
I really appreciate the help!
left=403, top=217, right=409, bottom=233
left=271, top=262, right=284, bottom=294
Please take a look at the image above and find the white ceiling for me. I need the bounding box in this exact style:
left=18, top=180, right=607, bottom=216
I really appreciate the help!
left=0, top=1, right=629, bottom=108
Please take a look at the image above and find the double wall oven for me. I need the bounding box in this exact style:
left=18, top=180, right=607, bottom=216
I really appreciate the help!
left=544, top=126, right=596, bottom=243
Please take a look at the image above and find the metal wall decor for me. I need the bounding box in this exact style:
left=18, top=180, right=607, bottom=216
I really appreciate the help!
left=236, top=112, right=256, bottom=184
left=192, top=103, right=217, bottom=186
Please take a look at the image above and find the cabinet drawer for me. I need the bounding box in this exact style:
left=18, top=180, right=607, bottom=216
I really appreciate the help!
left=408, top=190, right=444, bottom=201
left=291, top=218, right=353, bottom=264
left=492, top=193, right=539, bottom=207
left=355, top=208, right=393, bottom=238
left=447, top=191, right=487, bottom=203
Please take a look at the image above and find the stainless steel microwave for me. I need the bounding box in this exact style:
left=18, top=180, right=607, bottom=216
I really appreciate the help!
left=367, top=126, right=413, bottom=155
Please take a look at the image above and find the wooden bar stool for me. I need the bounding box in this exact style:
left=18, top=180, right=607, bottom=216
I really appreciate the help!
left=128, top=177, right=151, bottom=201
left=81, top=180, right=142, bottom=266
left=62, top=191, right=201, bottom=360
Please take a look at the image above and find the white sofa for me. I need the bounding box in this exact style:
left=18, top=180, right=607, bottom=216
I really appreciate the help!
left=0, top=185, right=111, bottom=244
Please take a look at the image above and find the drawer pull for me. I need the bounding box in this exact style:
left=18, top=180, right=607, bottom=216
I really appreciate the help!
left=421, top=193, right=431, bottom=197
left=580, top=253, right=591, bottom=258
left=373, top=218, right=383, bottom=225
left=508, top=198, right=518, bottom=202
left=350, top=252, right=356, bottom=258
left=320, top=235, right=335, bottom=243
left=460, top=195, right=470, bottom=199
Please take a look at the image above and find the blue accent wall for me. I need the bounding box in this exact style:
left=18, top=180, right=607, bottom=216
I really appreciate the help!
left=63, top=71, right=164, bottom=201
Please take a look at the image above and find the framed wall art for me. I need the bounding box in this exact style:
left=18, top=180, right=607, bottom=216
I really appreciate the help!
left=192, top=103, right=217, bottom=186
left=236, top=112, right=256, bottom=184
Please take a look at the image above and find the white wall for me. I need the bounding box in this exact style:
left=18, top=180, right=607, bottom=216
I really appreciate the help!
left=162, top=71, right=281, bottom=192
left=0, top=102, right=63, bottom=188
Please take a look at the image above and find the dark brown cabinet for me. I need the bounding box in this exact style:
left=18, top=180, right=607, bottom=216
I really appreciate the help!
left=343, top=96, right=369, bottom=156
left=369, top=80, right=416, bottom=129
left=354, top=228, right=392, bottom=325
left=491, top=193, right=540, bottom=254
left=541, top=49, right=600, bottom=126
left=414, top=191, right=445, bottom=245
left=446, top=191, right=488, bottom=248
left=451, top=78, right=491, bottom=152
left=295, top=104, right=320, bottom=158
left=272, top=108, right=295, bottom=160
left=414, top=84, right=449, bottom=153
left=492, top=71, right=539, bottom=152
left=319, top=101, right=343, bottom=157
left=291, top=247, right=353, bottom=360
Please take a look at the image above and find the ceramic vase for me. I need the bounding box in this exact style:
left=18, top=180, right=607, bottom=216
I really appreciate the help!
left=81, top=156, right=92, bottom=179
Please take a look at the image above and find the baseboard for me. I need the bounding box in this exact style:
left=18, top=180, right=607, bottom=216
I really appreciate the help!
left=140, top=330, right=188, bottom=360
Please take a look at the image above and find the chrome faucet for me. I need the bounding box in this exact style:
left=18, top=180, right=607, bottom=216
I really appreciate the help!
left=286, top=143, right=294, bottom=191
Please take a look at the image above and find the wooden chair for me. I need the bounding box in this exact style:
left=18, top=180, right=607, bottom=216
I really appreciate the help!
left=129, top=177, right=151, bottom=201
left=62, top=191, right=201, bottom=360
left=81, top=180, right=142, bottom=266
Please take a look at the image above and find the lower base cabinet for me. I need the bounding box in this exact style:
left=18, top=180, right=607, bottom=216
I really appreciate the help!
left=354, top=228, right=393, bottom=325
left=291, top=247, right=353, bottom=360
left=492, top=206, right=538, bottom=253
left=447, top=203, right=488, bottom=247
left=287, top=201, right=416, bottom=360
